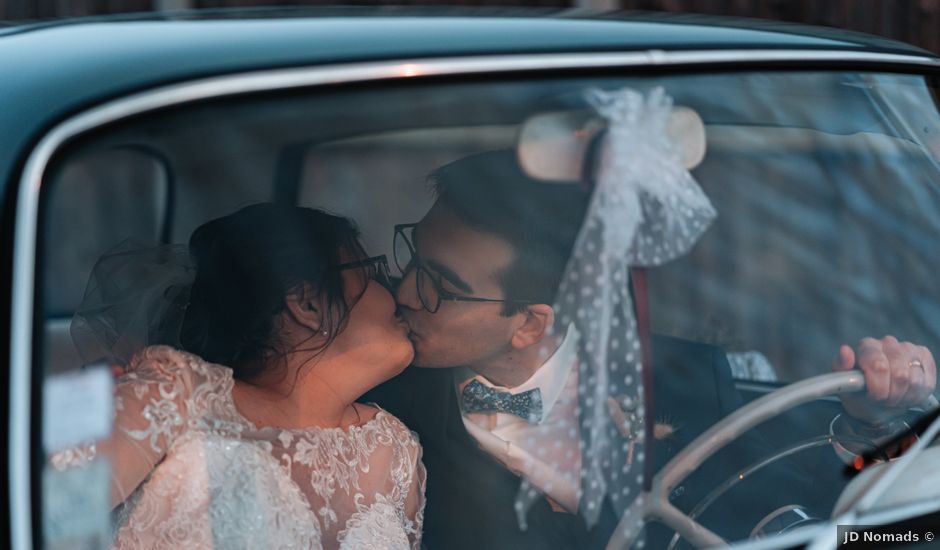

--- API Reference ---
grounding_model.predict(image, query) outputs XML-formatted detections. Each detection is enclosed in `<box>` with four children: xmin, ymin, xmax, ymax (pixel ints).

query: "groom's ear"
<box><xmin>510</xmin><ymin>304</ymin><xmax>555</xmax><ymax>350</ymax></box>
<box><xmin>284</xmin><ymin>283</ymin><xmax>323</xmax><ymax>332</ymax></box>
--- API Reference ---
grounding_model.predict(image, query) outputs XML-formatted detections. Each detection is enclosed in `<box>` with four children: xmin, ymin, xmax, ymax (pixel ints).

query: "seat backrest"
<box><xmin>298</xmin><ymin>126</ymin><xmax>516</xmax><ymax>261</ymax></box>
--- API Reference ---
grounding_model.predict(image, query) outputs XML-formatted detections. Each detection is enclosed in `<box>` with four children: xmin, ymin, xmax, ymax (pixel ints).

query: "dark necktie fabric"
<box><xmin>461</xmin><ymin>379</ymin><xmax>543</xmax><ymax>421</ymax></box>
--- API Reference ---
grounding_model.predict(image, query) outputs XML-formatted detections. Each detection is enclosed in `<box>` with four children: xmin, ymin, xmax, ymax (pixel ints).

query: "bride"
<box><xmin>51</xmin><ymin>203</ymin><xmax>425</xmax><ymax>549</ymax></box>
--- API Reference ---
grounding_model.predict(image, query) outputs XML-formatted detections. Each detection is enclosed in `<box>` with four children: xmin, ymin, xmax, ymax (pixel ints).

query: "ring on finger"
<box><xmin>909</xmin><ymin>358</ymin><xmax>925</xmax><ymax>371</ymax></box>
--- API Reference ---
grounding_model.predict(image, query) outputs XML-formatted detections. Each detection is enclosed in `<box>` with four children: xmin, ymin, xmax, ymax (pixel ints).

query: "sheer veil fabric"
<box><xmin>513</xmin><ymin>87</ymin><xmax>717</xmax><ymax>541</ymax></box>
<box><xmin>70</xmin><ymin>241</ymin><xmax>195</xmax><ymax>366</ymax></box>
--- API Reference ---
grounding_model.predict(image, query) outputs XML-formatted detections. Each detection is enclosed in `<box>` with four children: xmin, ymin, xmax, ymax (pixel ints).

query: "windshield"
<box><xmin>37</xmin><ymin>70</ymin><xmax>940</xmax><ymax>549</ymax></box>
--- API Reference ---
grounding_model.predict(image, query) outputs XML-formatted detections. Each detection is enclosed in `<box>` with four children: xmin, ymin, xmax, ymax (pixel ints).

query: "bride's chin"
<box><xmin>372</xmin><ymin>332</ymin><xmax>414</xmax><ymax>377</ymax></box>
<box><xmin>395</xmin><ymin>342</ymin><xmax>415</xmax><ymax>372</ymax></box>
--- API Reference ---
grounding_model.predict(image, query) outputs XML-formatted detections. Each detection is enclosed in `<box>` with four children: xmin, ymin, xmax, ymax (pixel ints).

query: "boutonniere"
<box><xmin>608</xmin><ymin>395</ymin><xmax>679</xmax><ymax>466</ymax></box>
<box><xmin>607</xmin><ymin>395</ymin><xmax>641</xmax><ymax>465</ymax></box>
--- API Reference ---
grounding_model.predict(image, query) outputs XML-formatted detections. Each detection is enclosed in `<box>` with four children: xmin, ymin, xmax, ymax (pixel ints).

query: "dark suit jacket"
<box><xmin>364</xmin><ymin>335</ymin><xmax>818</xmax><ymax>550</ymax></box>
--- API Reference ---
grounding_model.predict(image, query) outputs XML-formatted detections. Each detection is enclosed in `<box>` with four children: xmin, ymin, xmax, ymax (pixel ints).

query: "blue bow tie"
<box><xmin>461</xmin><ymin>379</ymin><xmax>543</xmax><ymax>421</ymax></box>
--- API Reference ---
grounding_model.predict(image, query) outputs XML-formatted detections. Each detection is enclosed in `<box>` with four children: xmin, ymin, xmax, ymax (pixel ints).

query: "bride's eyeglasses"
<box><xmin>334</xmin><ymin>255</ymin><xmax>394</xmax><ymax>292</ymax></box>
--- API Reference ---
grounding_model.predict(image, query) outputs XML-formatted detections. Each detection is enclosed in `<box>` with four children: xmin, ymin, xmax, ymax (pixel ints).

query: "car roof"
<box><xmin>1</xmin><ymin>7</ymin><xmax>932</xmax><ymax>54</ymax></box>
<box><xmin>1</xmin><ymin>9</ymin><xmax>937</xmax><ymax>202</ymax></box>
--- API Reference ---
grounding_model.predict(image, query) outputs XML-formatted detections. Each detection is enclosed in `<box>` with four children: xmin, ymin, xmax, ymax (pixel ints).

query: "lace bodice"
<box><xmin>51</xmin><ymin>346</ymin><xmax>426</xmax><ymax>550</ymax></box>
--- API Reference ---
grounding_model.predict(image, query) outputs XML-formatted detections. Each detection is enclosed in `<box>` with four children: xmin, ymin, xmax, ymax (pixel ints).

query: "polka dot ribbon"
<box><xmin>513</xmin><ymin>86</ymin><xmax>717</xmax><ymax>539</ymax></box>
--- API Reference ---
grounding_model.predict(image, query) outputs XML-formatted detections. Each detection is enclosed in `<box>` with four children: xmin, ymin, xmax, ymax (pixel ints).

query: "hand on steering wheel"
<box><xmin>834</xmin><ymin>336</ymin><xmax>937</xmax><ymax>425</ymax></box>
<box><xmin>608</xmin><ymin>369</ymin><xmax>939</xmax><ymax>550</ymax></box>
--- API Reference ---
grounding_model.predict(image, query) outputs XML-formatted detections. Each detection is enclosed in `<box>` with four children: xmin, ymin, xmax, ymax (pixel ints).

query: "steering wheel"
<box><xmin>606</xmin><ymin>370</ymin><xmax>939</xmax><ymax>549</ymax></box>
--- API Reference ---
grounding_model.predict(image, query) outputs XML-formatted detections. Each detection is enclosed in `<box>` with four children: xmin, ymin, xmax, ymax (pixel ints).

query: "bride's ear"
<box><xmin>284</xmin><ymin>283</ymin><xmax>323</xmax><ymax>332</ymax></box>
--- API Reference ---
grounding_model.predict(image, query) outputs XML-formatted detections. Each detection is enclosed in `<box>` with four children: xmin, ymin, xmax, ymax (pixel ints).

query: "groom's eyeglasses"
<box><xmin>334</xmin><ymin>255</ymin><xmax>393</xmax><ymax>292</ymax></box>
<box><xmin>393</xmin><ymin>223</ymin><xmax>532</xmax><ymax>314</ymax></box>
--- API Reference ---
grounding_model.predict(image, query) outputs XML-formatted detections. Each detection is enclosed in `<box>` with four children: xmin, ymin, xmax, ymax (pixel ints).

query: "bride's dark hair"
<box><xmin>179</xmin><ymin>203</ymin><xmax>365</xmax><ymax>380</ymax></box>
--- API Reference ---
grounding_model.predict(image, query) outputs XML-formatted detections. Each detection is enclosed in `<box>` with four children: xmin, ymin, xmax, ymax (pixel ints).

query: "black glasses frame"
<box><xmin>393</xmin><ymin>223</ymin><xmax>532</xmax><ymax>313</ymax></box>
<box><xmin>334</xmin><ymin>255</ymin><xmax>393</xmax><ymax>291</ymax></box>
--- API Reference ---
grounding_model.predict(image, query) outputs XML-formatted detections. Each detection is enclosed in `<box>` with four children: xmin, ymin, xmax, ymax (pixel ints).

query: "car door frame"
<box><xmin>9</xmin><ymin>49</ymin><xmax>940</xmax><ymax>550</ymax></box>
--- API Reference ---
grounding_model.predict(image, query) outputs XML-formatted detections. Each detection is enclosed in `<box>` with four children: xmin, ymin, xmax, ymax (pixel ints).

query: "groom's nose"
<box><xmin>395</xmin><ymin>267</ymin><xmax>422</xmax><ymax>311</ymax></box>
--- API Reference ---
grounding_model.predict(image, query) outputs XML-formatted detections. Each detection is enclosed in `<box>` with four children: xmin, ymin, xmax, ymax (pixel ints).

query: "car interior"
<box><xmin>34</xmin><ymin>71</ymin><xmax>940</xmax><ymax>545</ymax></box>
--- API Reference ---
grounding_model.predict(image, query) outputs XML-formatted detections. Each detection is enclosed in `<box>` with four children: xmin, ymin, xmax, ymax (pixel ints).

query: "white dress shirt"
<box><xmin>457</xmin><ymin>324</ymin><xmax>582</xmax><ymax>513</ymax></box>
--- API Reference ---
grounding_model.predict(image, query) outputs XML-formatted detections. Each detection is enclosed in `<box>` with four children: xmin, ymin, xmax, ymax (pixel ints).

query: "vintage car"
<box><xmin>3</xmin><ymin>7</ymin><xmax>940</xmax><ymax>550</ymax></box>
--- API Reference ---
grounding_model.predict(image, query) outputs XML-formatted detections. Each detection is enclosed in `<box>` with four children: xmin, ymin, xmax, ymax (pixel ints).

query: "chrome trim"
<box><xmin>642</xmin><ymin>49</ymin><xmax>939</xmax><ymax>68</ymax></box>
<box><xmin>10</xmin><ymin>48</ymin><xmax>940</xmax><ymax>550</ymax></box>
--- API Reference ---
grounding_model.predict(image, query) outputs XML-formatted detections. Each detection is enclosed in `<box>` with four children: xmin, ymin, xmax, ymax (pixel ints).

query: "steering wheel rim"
<box><xmin>607</xmin><ymin>370</ymin><xmax>921</xmax><ymax>549</ymax></box>
<box><xmin>664</xmin><ymin>432</ymin><xmax>889</xmax><ymax>550</ymax></box>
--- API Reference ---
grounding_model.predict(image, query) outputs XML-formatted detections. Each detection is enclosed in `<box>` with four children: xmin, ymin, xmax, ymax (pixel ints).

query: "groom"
<box><xmin>366</xmin><ymin>150</ymin><xmax>936</xmax><ymax>549</ymax></box>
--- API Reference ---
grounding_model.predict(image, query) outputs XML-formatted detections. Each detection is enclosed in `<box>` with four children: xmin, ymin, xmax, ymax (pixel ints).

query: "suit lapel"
<box><xmin>442</xmin><ymin>370</ymin><xmax>520</xmax><ymax>488</ymax></box>
<box><xmin>413</xmin><ymin>367</ymin><xmax>602</xmax><ymax>549</ymax></box>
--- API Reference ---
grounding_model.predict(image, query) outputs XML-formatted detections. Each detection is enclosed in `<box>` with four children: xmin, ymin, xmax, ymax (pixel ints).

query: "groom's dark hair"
<box><xmin>429</xmin><ymin>150</ymin><xmax>590</xmax><ymax>315</ymax></box>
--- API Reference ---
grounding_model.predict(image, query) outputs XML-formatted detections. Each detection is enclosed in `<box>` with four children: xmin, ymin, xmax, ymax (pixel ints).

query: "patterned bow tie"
<box><xmin>461</xmin><ymin>379</ymin><xmax>543</xmax><ymax>421</ymax></box>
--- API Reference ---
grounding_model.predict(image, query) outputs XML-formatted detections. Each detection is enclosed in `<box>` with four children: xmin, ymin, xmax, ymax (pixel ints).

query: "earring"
<box><xmin>322</xmin><ymin>330</ymin><xmax>328</xmax><ymax>336</ymax></box>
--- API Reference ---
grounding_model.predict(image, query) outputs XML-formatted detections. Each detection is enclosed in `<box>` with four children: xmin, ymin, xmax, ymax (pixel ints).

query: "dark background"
<box><xmin>1</xmin><ymin>1</ymin><xmax>938</xmax><ymax>55</ymax></box>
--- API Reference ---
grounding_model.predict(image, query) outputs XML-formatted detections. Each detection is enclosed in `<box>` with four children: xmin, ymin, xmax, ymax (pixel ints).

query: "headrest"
<box><xmin>517</xmin><ymin>106</ymin><xmax>706</xmax><ymax>182</ymax></box>
<box><xmin>43</xmin><ymin>149</ymin><xmax>169</xmax><ymax>318</ymax></box>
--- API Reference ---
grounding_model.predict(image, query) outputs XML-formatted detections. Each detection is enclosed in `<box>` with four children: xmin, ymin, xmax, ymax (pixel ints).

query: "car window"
<box><xmin>35</xmin><ymin>71</ymin><xmax>940</xmax><ymax>549</ymax></box>
<box><xmin>42</xmin><ymin>148</ymin><xmax>170</xmax><ymax>376</ymax></box>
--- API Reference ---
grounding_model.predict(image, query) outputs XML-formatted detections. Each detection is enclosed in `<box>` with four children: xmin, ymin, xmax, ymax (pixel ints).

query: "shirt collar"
<box><xmin>458</xmin><ymin>323</ymin><xmax>579</xmax><ymax>423</ymax></box>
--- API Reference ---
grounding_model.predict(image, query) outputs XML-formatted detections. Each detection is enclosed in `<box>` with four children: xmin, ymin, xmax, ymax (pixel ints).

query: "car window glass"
<box><xmin>33</xmin><ymin>72</ymin><xmax>940</xmax><ymax>549</ymax></box>
<box><xmin>42</xmin><ymin>148</ymin><xmax>169</xmax><ymax>376</ymax></box>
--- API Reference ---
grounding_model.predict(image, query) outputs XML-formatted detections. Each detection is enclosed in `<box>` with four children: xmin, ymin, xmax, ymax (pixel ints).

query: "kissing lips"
<box><xmin>394</xmin><ymin>310</ymin><xmax>415</xmax><ymax>337</ymax></box>
<box><xmin>393</xmin><ymin>313</ymin><xmax>410</xmax><ymax>334</ymax></box>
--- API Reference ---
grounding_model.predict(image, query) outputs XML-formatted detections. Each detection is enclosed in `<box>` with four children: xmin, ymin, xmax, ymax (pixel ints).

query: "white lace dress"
<box><xmin>50</xmin><ymin>346</ymin><xmax>426</xmax><ymax>550</ymax></box>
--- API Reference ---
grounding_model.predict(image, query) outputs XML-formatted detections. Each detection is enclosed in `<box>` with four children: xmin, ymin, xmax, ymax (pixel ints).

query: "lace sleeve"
<box><xmin>403</xmin><ymin>438</ymin><xmax>426</xmax><ymax>550</ymax></box>
<box><xmin>50</xmin><ymin>346</ymin><xmax>202</xmax><ymax>508</ymax></box>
